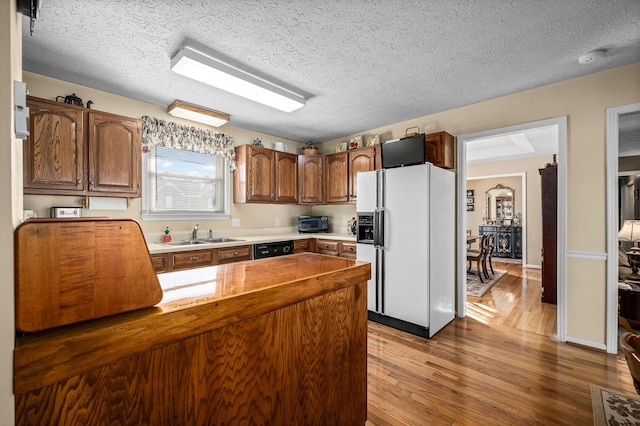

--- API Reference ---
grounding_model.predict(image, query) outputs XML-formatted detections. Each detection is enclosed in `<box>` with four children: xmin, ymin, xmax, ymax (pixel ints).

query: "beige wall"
<box><xmin>22</xmin><ymin>72</ymin><xmax>314</xmax><ymax>241</ymax></box>
<box><xmin>1</xmin><ymin>0</ymin><xmax>20</xmax><ymax>422</ymax></box>
<box><xmin>320</xmin><ymin>62</ymin><xmax>640</xmax><ymax>345</ymax></box>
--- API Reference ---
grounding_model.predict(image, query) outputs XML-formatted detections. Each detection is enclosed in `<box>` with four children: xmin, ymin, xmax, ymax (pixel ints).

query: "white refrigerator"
<box><xmin>356</xmin><ymin>163</ymin><xmax>455</xmax><ymax>338</ymax></box>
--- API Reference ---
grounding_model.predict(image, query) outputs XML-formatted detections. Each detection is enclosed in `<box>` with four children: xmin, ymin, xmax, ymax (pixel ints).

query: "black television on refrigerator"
<box><xmin>380</xmin><ymin>134</ymin><xmax>426</xmax><ymax>169</ymax></box>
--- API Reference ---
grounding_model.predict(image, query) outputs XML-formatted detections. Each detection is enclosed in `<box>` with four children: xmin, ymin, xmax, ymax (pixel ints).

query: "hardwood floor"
<box><xmin>366</xmin><ymin>261</ymin><xmax>633</xmax><ymax>425</ymax></box>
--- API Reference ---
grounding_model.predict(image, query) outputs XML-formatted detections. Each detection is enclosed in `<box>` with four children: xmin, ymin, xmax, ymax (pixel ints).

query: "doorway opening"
<box><xmin>456</xmin><ymin>116</ymin><xmax>567</xmax><ymax>342</ymax></box>
<box><xmin>606</xmin><ymin>103</ymin><xmax>640</xmax><ymax>354</ymax></box>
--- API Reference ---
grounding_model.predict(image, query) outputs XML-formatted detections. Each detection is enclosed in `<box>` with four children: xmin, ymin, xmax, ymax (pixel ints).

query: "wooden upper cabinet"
<box><xmin>88</xmin><ymin>111</ymin><xmax>141</xmax><ymax>196</ymax></box>
<box><xmin>324</xmin><ymin>152</ymin><xmax>349</xmax><ymax>204</ymax></box>
<box><xmin>247</xmin><ymin>146</ymin><xmax>276</xmax><ymax>202</ymax></box>
<box><xmin>348</xmin><ymin>146</ymin><xmax>376</xmax><ymax>202</ymax></box>
<box><xmin>325</xmin><ymin>146</ymin><xmax>378</xmax><ymax>204</ymax></box>
<box><xmin>234</xmin><ymin>144</ymin><xmax>297</xmax><ymax>204</ymax></box>
<box><xmin>298</xmin><ymin>155</ymin><xmax>324</xmax><ymax>204</ymax></box>
<box><xmin>24</xmin><ymin>98</ymin><xmax>84</xmax><ymax>192</ymax></box>
<box><xmin>23</xmin><ymin>96</ymin><xmax>142</xmax><ymax>198</ymax></box>
<box><xmin>425</xmin><ymin>131</ymin><xmax>455</xmax><ymax>169</ymax></box>
<box><xmin>275</xmin><ymin>151</ymin><xmax>298</xmax><ymax>203</ymax></box>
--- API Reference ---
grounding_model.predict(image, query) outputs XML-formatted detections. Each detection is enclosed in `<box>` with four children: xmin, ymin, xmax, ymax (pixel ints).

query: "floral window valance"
<box><xmin>141</xmin><ymin>115</ymin><xmax>236</xmax><ymax>170</ymax></box>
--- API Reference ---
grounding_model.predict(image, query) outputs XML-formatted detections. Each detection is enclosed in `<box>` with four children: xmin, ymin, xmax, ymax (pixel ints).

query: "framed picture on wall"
<box><xmin>466</xmin><ymin>197</ymin><xmax>474</xmax><ymax>204</ymax></box>
<box><xmin>466</xmin><ymin>204</ymin><xmax>474</xmax><ymax>211</ymax></box>
<box><xmin>466</xmin><ymin>189</ymin><xmax>474</xmax><ymax>197</ymax></box>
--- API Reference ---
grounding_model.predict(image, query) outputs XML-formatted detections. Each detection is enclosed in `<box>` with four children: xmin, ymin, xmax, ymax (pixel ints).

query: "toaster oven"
<box><xmin>298</xmin><ymin>215</ymin><xmax>329</xmax><ymax>233</ymax></box>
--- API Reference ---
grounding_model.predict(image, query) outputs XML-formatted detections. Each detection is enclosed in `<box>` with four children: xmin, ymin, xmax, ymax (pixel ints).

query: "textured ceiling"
<box><xmin>21</xmin><ymin>0</ymin><xmax>640</xmax><ymax>143</ymax></box>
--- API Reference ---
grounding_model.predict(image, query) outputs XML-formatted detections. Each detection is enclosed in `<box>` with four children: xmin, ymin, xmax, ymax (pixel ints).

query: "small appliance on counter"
<box><xmin>50</xmin><ymin>207</ymin><xmax>82</xmax><ymax>218</ymax></box>
<box><xmin>298</xmin><ymin>215</ymin><xmax>329</xmax><ymax>233</ymax></box>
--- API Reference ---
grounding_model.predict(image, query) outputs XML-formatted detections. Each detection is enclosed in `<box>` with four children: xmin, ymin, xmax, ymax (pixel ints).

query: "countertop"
<box><xmin>147</xmin><ymin>232</ymin><xmax>356</xmax><ymax>254</ymax></box>
<box><xmin>14</xmin><ymin>253</ymin><xmax>370</xmax><ymax>395</ymax></box>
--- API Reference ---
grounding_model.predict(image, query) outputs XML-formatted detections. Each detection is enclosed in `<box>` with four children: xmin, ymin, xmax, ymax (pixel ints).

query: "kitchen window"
<box><xmin>142</xmin><ymin>146</ymin><xmax>230</xmax><ymax>220</ymax></box>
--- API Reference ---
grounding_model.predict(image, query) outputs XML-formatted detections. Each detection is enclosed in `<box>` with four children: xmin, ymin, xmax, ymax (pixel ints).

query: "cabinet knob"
<box><xmin>233</xmin><ymin>251</ymin><xmax>239</xmax><ymax>256</ymax></box>
<box><xmin>190</xmin><ymin>256</ymin><xmax>199</xmax><ymax>261</ymax></box>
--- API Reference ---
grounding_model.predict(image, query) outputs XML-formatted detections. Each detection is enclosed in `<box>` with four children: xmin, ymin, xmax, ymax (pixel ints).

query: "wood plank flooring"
<box><xmin>366</xmin><ymin>261</ymin><xmax>632</xmax><ymax>425</ymax></box>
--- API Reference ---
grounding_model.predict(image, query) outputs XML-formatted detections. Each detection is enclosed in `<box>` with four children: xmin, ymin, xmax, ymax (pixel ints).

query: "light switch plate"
<box><xmin>232</xmin><ymin>218</ymin><xmax>240</xmax><ymax>227</ymax></box>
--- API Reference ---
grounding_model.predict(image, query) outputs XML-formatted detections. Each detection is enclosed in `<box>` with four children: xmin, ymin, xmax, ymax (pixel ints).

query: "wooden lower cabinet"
<box><xmin>154</xmin><ymin>245</ymin><xmax>252</xmax><ymax>273</ymax></box>
<box><xmin>317</xmin><ymin>239</ymin><xmax>356</xmax><ymax>258</ymax></box>
<box><xmin>216</xmin><ymin>245</ymin><xmax>252</xmax><ymax>264</ymax></box>
<box><xmin>150</xmin><ymin>253</ymin><xmax>169</xmax><ymax>273</ymax></box>
<box><xmin>153</xmin><ymin>240</ymin><xmax>354</xmax><ymax>272</ymax></box>
<box><xmin>341</xmin><ymin>241</ymin><xmax>357</xmax><ymax>259</ymax></box>
<box><xmin>172</xmin><ymin>249</ymin><xmax>214</xmax><ymax>271</ymax></box>
<box><xmin>317</xmin><ymin>239</ymin><xmax>341</xmax><ymax>256</ymax></box>
<box><xmin>294</xmin><ymin>238</ymin><xmax>316</xmax><ymax>253</ymax></box>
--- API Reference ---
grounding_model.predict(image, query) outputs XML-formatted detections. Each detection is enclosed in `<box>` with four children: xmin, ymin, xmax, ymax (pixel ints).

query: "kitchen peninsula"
<box><xmin>14</xmin><ymin>253</ymin><xmax>370</xmax><ymax>424</ymax></box>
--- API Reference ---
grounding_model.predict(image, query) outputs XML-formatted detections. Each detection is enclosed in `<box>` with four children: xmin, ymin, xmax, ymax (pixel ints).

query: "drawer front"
<box><xmin>217</xmin><ymin>246</ymin><xmax>252</xmax><ymax>264</ymax></box>
<box><xmin>341</xmin><ymin>242</ymin><xmax>357</xmax><ymax>258</ymax></box>
<box><xmin>294</xmin><ymin>239</ymin><xmax>314</xmax><ymax>253</ymax></box>
<box><xmin>318</xmin><ymin>249</ymin><xmax>340</xmax><ymax>257</ymax></box>
<box><xmin>317</xmin><ymin>240</ymin><xmax>340</xmax><ymax>251</ymax></box>
<box><xmin>172</xmin><ymin>249</ymin><xmax>214</xmax><ymax>270</ymax></box>
<box><xmin>150</xmin><ymin>253</ymin><xmax>169</xmax><ymax>273</ymax></box>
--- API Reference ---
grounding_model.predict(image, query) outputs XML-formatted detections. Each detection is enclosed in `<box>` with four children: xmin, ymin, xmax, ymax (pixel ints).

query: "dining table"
<box><xmin>467</xmin><ymin>234</ymin><xmax>482</xmax><ymax>244</ymax></box>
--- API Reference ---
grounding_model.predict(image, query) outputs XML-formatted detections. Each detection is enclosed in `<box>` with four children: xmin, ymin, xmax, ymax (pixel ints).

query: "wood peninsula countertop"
<box><xmin>15</xmin><ymin>253</ymin><xmax>371</xmax><ymax>425</ymax></box>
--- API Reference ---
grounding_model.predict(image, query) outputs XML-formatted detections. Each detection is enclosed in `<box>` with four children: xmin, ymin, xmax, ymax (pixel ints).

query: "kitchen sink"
<box><xmin>163</xmin><ymin>240</ymin><xmax>207</xmax><ymax>246</ymax></box>
<box><xmin>196</xmin><ymin>237</ymin><xmax>245</xmax><ymax>243</ymax></box>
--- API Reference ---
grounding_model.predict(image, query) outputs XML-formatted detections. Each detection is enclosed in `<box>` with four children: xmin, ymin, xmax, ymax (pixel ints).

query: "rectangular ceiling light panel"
<box><xmin>171</xmin><ymin>46</ymin><xmax>305</xmax><ymax>113</ymax></box>
<box><xmin>167</xmin><ymin>100</ymin><xmax>230</xmax><ymax>127</ymax></box>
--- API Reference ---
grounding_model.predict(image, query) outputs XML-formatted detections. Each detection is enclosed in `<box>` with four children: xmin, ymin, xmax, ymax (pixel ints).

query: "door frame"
<box><xmin>456</xmin><ymin>116</ymin><xmax>567</xmax><ymax>343</ymax></box>
<box><xmin>606</xmin><ymin>103</ymin><xmax>640</xmax><ymax>354</ymax></box>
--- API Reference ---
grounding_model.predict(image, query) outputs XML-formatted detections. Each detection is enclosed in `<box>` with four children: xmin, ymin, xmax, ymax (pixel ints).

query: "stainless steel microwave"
<box><xmin>298</xmin><ymin>215</ymin><xmax>329</xmax><ymax>233</ymax></box>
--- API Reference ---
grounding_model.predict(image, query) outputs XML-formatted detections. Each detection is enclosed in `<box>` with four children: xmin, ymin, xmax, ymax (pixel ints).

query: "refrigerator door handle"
<box><xmin>379</xmin><ymin>248</ymin><xmax>385</xmax><ymax>314</ymax></box>
<box><xmin>374</xmin><ymin>208</ymin><xmax>385</xmax><ymax>247</ymax></box>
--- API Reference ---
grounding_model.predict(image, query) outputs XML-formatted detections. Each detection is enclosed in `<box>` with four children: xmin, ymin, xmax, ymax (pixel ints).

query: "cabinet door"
<box><xmin>425</xmin><ymin>131</ymin><xmax>454</xmax><ymax>169</ymax></box>
<box><xmin>293</xmin><ymin>238</ymin><xmax>315</xmax><ymax>253</ymax></box>
<box><xmin>348</xmin><ymin>147</ymin><xmax>376</xmax><ymax>202</ymax></box>
<box><xmin>298</xmin><ymin>156</ymin><xmax>324</xmax><ymax>204</ymax></box>
<box><xmin>88</xmin><ymin>111</ymin><xmax>141</xmax><ymax>196</ymax></box>
<box><xmin>247</xmin><ymin>146</ymin><xmax>276</xmax><ymax>202</ymax></box>
<box><xmin>275</xmin><ymin>151</ymin><xmax>298</xmax><ymax>203</ymax></box>
<box><xmin>24</xmin><ymin>98</ymin><xmax>84</xmax><ymax>193</ymax></box>
<box><xmin>150</xmin><ymin>253</ymin><xmax>170</xmax><ymax>273</ymax></box>
<box><xmin>325</xmin><ymin>152</ymin><xmax>349</xmax><ymax>204</ymax></box>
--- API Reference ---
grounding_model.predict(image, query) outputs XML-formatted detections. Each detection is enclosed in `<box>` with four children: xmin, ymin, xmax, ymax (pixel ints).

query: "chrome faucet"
<box><xmin>192</xmin><ymin>223</ymin><xmax>199</xmax><ymax>240</ymax></box>
<box><xmin>208</xmin><ymin>229</ymin><xmax>213</xmax><ymax>239</ymax></box>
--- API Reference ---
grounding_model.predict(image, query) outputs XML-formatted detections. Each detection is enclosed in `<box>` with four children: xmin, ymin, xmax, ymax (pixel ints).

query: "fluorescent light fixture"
<box><xmin>167</xmin><ymin>100</ymin><xmax>230</xmax><ymax>127</ymax></box>
<box><xmin>171</xmin><ymin>46</ymin><xmax>305</xmax><ymax>113</ymax></box>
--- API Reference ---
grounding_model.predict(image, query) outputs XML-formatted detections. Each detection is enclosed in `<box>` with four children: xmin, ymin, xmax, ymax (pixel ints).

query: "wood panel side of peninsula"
<box><xmin>15</xmin><ymin>253</ymin><xmax>370</xmax><ymax>425</ymax></box>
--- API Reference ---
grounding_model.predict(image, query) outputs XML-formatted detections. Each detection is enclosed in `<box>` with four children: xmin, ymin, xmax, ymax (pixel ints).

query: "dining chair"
<box><xmin>467</xmin><ymin>234</ymin><xmax>488</xmax><ymax>283</ymax></box>
<box><xmin>484</xmin><ymin>232</ymin><xmax>496</xmax><ymax>277</ymax></box>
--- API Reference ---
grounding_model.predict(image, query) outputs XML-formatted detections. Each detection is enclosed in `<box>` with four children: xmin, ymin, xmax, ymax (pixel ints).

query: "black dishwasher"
<box><xmin>253</xmin><ymin>240</ymin><xmax>294</xmax><ymax>259</ymax></box>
